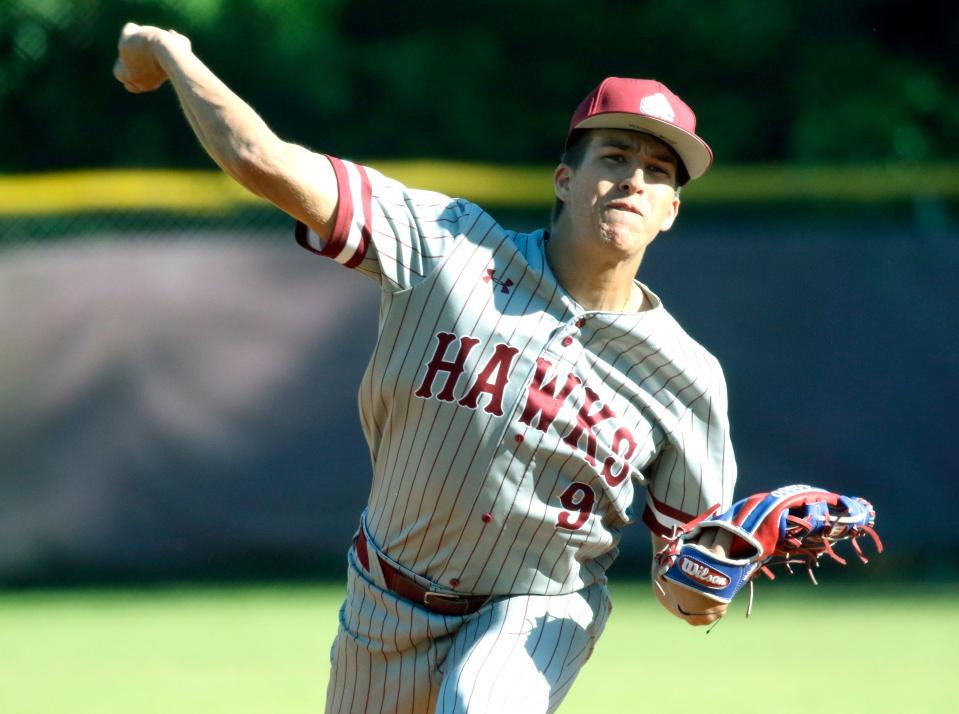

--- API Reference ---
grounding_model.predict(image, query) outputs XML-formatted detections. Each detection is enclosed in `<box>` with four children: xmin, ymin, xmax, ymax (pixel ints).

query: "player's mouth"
<box><xmin>606</xmin><ymin>200</ymin><xmax>643</xmax><ymax>217</ymax></box>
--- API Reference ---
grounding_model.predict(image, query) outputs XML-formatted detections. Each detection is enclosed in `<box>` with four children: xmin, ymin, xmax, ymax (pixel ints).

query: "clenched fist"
<box><xmin>113</xmin><ymin>23</ymin><xmax>191</xmax><ymax>93</ymax></box>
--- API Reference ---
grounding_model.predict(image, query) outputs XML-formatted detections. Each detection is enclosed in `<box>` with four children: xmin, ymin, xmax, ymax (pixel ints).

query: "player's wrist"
<box><xmin>150</xmin><ymin>28</ymin><xmax>193</xmax><ymax>73</ymax></box>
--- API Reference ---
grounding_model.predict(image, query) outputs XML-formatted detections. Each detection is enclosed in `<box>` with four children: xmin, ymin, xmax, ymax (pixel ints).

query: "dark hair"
<box><xmin>550</xmin><ymin>130</ymin><xmax>591</xmax><ymax>226</ymax></box>
<box><xmin>550</xmin><ymin>129</ymin><xmax>689</xmax><ymax>226</ymax></box>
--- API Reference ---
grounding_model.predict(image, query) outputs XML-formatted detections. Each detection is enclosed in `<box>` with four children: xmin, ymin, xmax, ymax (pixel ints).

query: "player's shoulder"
<box><xmin>507</xmin><ymin>225</ymin><xmax>548</xmax><ymax>254</ymax></box>
<box><xmin>648</xmin><ymin>290</ymin><xmax>728</xmax><ymax>377</ymax></box>
<box><xmin>354</xmin><ymin>159</ymin><xmax>543</xmax><ymax>255</ymax></box>
<box><xmin>368</xmin><ymin>165</ymin><xmax>472</xmax><ymax>216</ymax></box>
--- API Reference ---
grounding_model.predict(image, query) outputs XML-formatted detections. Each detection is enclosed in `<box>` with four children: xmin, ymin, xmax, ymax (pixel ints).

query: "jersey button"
<box><xmin>561</xmin><ymin>337</ymin><xmax>573</xmax><ymax>347</ymax></box>
<box><xmin>481</xmin><ymin>512</ymin><xmax>493</xmax><ymax>523</ymax></box>
<box><xmin>514</xmin><ymin>434</ymin><xmax>524</xmax><ymax>443</ymax></box>
<box><xmin>450</xmin><ymin>578</ymin><xmax>460</xmax><ymax>588</ymax></box>
<box><xmin>575</xmin><ymin>318</ymin><xmax>586</xmax><ymax>328</ymax></box>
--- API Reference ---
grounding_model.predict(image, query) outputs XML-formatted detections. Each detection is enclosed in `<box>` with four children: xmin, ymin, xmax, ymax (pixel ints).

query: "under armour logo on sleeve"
<box><xmin>483</xmin><ymin>268</ymin><xmax>514</xmax><ymax>294</ymax></box>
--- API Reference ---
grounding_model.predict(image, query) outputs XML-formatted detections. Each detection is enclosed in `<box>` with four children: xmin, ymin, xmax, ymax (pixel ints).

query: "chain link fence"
<box><xmin>1</xmin><ymin>173</ymin><xmax>956</xmax><ymax>584</ymax></box>
<box><xmin>0</xmin><ymin>198</ymin><xmax>389</xmax><ymax>584</ymax></box>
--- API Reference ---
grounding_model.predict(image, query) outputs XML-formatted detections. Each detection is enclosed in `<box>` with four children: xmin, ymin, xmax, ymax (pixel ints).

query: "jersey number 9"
<box><xmin>556</xmin><ymin>483</ymin><xmax>596</xmax><ymax>531</ymax></box>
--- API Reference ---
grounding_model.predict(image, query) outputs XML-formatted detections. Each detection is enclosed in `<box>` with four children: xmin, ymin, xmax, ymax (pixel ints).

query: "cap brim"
<box><xmin>573</xmin><ymin>112</ymin><xmax>713</xmax><ymax>181</ymax></box>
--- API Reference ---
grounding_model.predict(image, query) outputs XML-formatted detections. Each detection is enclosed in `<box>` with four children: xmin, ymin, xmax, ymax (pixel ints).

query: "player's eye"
<box><xmin>646</xmin><ymin>163</ymin><xmax>675</xmax><ymax>179</ymax></box>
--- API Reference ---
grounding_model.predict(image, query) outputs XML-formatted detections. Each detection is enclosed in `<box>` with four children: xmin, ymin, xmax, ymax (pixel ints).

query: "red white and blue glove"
<box><xmin>655</xmin><ymin>484</ymin><xmax>882</xmax><ymax>615</ymax></box>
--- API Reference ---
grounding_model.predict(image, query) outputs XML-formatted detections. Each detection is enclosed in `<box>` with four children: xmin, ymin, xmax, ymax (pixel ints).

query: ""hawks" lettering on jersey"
<box><xmin>414</xmin><ymin>332</ymin><xmax>638</xmax><ymax>486</ymax></box>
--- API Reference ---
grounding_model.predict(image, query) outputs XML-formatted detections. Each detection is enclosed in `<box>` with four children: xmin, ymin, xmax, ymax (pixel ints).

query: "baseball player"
<box><xmin>114</xmin><ymin>23</ymin><xmax>738</xmax><ymax>713</ymax></box>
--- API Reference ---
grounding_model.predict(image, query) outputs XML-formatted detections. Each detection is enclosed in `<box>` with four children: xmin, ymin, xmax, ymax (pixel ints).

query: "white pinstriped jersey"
<box><xmin>296</xmin><ymin>156</ymin><xmax>737</xmax><ymax>596</ymax></box>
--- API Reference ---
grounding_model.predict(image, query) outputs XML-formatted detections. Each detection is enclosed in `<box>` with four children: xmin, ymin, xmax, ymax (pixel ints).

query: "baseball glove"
<box><xmin>655</xmin><ymin>484</ymin><xmax>882</xmax><ymax>616</ymax></box>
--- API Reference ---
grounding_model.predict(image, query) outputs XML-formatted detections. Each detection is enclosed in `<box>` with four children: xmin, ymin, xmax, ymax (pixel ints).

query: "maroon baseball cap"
<box><xmin>567</xmin><ymin>77</ymin><xmax>713</xmax><ymax>182</ymax></box>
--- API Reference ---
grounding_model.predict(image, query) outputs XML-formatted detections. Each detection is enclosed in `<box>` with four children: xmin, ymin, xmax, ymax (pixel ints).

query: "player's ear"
<box><xmin>659</xmin><ymin>194</ymin><xmax>681</xmax><ymax>232</ymax></box>
<box><xmin>554</xmin><ymin>163</ymin><xmax>573</xmax><ymax>204</ymax></box>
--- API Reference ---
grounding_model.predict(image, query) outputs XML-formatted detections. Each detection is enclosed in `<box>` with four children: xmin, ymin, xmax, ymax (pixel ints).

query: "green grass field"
<box><xmin>0</xmin><ymin>581</ymin><xmax>952</xmax><ymax>714</ymax></box>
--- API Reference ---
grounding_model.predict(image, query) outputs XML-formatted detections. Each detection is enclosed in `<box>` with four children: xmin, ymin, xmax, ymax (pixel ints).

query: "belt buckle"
<box><xmin>423</xmin><ymin>591</ymin><xmax>469</xmax><ymax>614</ymax></box>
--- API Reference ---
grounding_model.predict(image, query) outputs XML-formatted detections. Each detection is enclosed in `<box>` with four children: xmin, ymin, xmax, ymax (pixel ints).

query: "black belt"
<box><xmin>355</xmin><ymin>528</ymin><xmax>489</xmax><ymax>616</ymax></box>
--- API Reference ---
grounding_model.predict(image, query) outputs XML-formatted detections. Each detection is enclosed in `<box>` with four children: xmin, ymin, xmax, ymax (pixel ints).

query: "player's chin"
<box><xmin>598</xmin><ymin>222</ymin><xmax>650</xmax><ymax>254</ymax></box>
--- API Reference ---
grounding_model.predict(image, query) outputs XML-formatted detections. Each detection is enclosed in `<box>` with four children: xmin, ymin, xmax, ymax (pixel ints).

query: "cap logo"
<box><xmin>639</xmin><ymin>93</ymin><xmax>675</xmax><ymax>123</ymax></box>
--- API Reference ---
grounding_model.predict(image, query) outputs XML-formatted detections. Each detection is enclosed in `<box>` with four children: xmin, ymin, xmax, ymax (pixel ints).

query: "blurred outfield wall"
<box><xmin>0</xmin><ymin>167</ymin><xmax>956</xmax><ymax>584</ymax></box>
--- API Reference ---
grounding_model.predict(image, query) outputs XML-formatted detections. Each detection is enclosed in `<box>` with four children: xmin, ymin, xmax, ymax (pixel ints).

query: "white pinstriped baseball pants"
<box><xmin>324</xmin><ymin>542</ymin><xmax>611</xmax><ymax>713</ymax></box>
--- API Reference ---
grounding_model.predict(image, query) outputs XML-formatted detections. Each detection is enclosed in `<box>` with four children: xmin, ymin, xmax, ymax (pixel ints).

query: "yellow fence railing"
<box><xmin>2</xmin><ymin>162</ymin><xmax>957</xmax><ymax>216</ymax></box>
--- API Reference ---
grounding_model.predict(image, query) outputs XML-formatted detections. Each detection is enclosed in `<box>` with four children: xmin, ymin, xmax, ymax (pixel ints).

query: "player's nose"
<box><xmin>618</xmin><ymin>167</ymin><xmax>647</xmax><ymax>194</ymax></box>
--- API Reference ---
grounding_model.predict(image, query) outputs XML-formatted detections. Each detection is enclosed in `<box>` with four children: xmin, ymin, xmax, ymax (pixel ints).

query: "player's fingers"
<box><xmin>119</xmin><ymin>22</ymin><xmax>142</xmax><ymax>44</ymax></box>
<box><xmin>696</xmin><ymin>529</ymin><xmax>716</xmax><ymax>548</ymax></box>
<box><xmin>118</xmin><ymin>22</ymin><xmax>138</xmax><ymax>55</ymax></box>
<box><xmin>713</xmin><ymin>530</ymin><xmax>733</xmax><ymax>555</ymax></box>
<box><xmin>113</xmin><ymin>58</ymin><xmax>129</xmax><ymax>84</ymax></box>
<box><xmin>113</xmin><ymin>61</ymin><xmax>142</xmax><ymax>92</ymax></box>
<box><xmin>114</xmin><ymin>63</ymin><xmax>144</xmax><ymax>93</ymax></box>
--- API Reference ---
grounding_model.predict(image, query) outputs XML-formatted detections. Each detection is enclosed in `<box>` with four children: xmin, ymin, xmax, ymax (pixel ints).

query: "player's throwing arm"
<box><xmin>113</xmin><ymin>23</ymin><xmax>338</xmax><ymax>240</ymax></box>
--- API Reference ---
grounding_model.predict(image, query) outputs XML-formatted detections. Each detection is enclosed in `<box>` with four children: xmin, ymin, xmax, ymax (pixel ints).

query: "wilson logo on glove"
<box><xmin>770</xmin><ymin>484</ymin><xmax>815</xmax><ymax>498</ymax></box>
<box><xmin>679</xmin><ymin>556</ymin><xmax>730</xmax><ymax>588</ymax></box>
